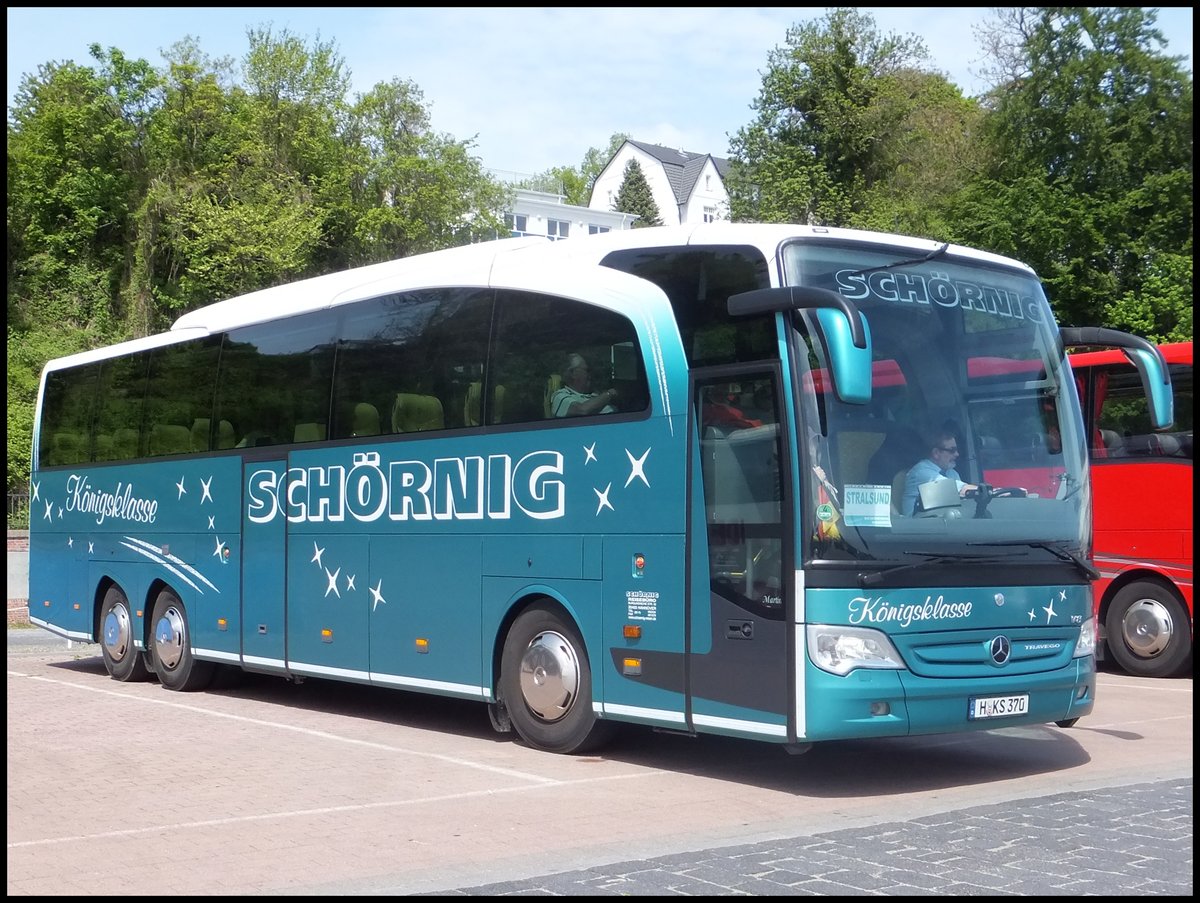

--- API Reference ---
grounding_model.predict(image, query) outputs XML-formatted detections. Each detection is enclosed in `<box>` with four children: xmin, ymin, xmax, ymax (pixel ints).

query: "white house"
<box><xmin>497</xmin><ymin>139</ymin><xmax>731</xmax><ymax>240</ymax></box>
<box><xmin>588</xmin><ymin>139</ymin><xmax>731</xmax><ymax>226</ymax></box>
<box><xmin>503</xmin><ymin>189</ymin><xmax>637</xmax><ymax>241</ymax></box>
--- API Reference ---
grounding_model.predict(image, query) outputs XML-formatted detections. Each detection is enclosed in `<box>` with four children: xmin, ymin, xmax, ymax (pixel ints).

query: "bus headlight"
<box><xmin>807</xmin><ymin>625</ymin><xmax>905</xmax><ymax>676</ymax></box>
<box><xmin>1073</xmin><ymin>616</ymin><xmax>1096</xmax><ymax>658</ymax></box>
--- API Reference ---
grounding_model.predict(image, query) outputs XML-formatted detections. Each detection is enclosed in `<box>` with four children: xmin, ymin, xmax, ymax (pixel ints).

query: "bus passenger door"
<box><xmin>241</xmin><ymin>457</ymin><xmax>287</xmax><ymax>668</ymax></box>
<box><xmin>688</xmin><ymin>371</ymin><xmax>792</xmax><ymax>740</ymax></box>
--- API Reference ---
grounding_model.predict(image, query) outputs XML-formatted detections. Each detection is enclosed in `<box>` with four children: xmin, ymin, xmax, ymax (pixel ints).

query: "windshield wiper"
<box><xmin>968</xmin><ymin>541</ymin><xmax>1100</xmax><ymax>581</ymax></box>
<box><xmin>859</xmin><ymin>549</ymin><xmax>1016</xmax><ymax>588</ymax></box>
<box><xmin>850</xmin><ymin>242</ymin><xmax>949</xmax><ymax>278</ymax></box>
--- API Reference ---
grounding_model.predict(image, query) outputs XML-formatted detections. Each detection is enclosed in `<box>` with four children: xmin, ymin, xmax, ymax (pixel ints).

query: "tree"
<box><xmin>612</xmin><ymin>158</ymin><xmax>662</xmax><ymax>227</ymax></box>
<box><xmin>956</xmin><ymin>8</ymin><xmax>1192</xmax><ymax>334</ymax></box>
<box><xmin>517</xmin><ymin>132</ymin><xmax>629</xmax><ymax>206</ymax></box>
<box><xmin>4</xmin><ymin>26</ymin><xmax>527</xmax><ymax>500</ymax></box>
<box><xmin>726</xmin><ymin>8</ymin><xmax>940</xmax><ymax>227</ymax></box>
<box><xmin>348</xmin><ymin>78</ymin><xmax>508</xmax><ymax>261</ymax></box>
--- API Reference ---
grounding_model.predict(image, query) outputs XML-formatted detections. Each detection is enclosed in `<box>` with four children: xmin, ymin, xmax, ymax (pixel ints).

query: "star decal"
<box><xmin>1027</xmin><ymin>608</ymin><xmax>1037</xmax><ymax>622</ymax></box>
<box><xmin>583</xmin><ymin>443</ymin><xmax>597</xmax><ymax>464</ymax></box>
<box><xmin>213</xmin><ymin>536</ymin><xmax>227</xmax><ymax>559</ymax></box>
<box><xmin>324</xmin><ymin>566</ymin><xmax>342</xmax><ymax>598</ymax></box>
<box><xmin>176</xmin><ymin>476</ymin><xmax>187</xmax><ymax>499</ymax></box>
<box><xmin>595</xmin><ymin>482</ymin><xmax>614</xmax><ymax>514</ymax></box>
<box><xmin>345</xmin><ymin>574</ymin><xmax>356</xmax><ymax>593</ymax></box>
<box><xmin>88</xmin><ymin>542</ymin><xmax>94</xmax><ymax>554</ymax></box>
<box><xmin>1042</xmin><ymin>598</ymin><xmax>1058</xmax><ymax>623</ymax></box>
<box><xmin>67</xmin><ymin>536</ymin><xmax>74</xmax><ymax>549</ymax></box>
<box><xmin>369</xmin><ymin>580</ymin><xmax>387</xmax><ymax>612</ymax></box>
<box><xmin>208</xmin><ymin>516</ymin><xmax>216</xmax><ymax>530</ymax></box>
<box><xmin>625</xmin><ymin>448</ymin><xmax>650</xmax><ymax>488</ymax></box>
<box><xmin>200</xmin><ymin>476</ymin><xmax>214</xmax><ymax>504</ymax></box>
<box><xmin>311</xmin><ymin>541</ymin><xmax>325</xmax><ymax>568</ymax></box>
<box><xmin>44</xmin><ymin>499</ymin><xmax>53</xmax><ymax>522</ymax></box>
<box><xmin>31</xmin><ymin>482</ymin><xmax>40</xmax><ymax>503</ymax></box>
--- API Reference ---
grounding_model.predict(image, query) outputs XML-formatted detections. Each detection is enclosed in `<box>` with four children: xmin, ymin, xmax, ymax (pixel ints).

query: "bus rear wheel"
<box><xmin>1105</xmin><ymin>581</ymin><xmax>1192</xmax><ymax>678</ymax></box>
<box><xmin>99</xmin><ymin>586</ymin><xmax>150</xmax><ymax>682</ymax></box>
<box><xmin>499</xmin><ymin>603</ymin><xmax>613</xmax><ymax>754</ymax></box>
<box><xmin>150</xmin><ymin>589</ymin><xmax>215</xmax><ymax>692</ymax></box>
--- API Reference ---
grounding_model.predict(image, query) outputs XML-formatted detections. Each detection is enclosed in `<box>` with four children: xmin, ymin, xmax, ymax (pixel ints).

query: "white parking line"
<box><xmin>9</xmin><ymin>669</ymin><xmax>600</xmax><ymax>783</ymax></box>
<box><xmin>7</xmin><ymin>771</ymin><xmax>654</xmax><ymax>850</ymax></box>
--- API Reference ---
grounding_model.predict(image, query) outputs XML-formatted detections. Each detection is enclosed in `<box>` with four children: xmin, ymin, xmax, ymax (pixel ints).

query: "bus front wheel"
<box><xmin>99</xmin><ymin>586</ymin><xmax>150</xmax><ymax>682</ymax></box>
<box><xmin>150</xmin><ymin>589</ymin><xmax>215</xmax><ymax>692</ymax></box>
<box><xmin>1105</xmin><ymin>581</ymin><xmax>1192</xmax><ymax>678</ymax></box>
<box><xmin>499</xmin><ymin>604</ymin><xmax>614</xmax><ymax>754</ymax></box>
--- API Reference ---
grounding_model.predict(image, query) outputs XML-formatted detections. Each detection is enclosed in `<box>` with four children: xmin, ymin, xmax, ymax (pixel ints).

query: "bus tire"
<box><xmin>1105</xmin><ymin>581</ymin><xmax>1192</xmax><ymax>678</ymax></box>
<box><xmin>499</xmin><ymin>603</ymin><xmax>614</xmax><ymax>754</ymax></box>
<box><xmin>150</xmin><ymin>589</ymin><xmax>215</xmax><ymax>692</ymax></box>
<box><xmin>99</xmin><ymin>586</ymin><xmax>151</xmax><ymax>682</ymax></box>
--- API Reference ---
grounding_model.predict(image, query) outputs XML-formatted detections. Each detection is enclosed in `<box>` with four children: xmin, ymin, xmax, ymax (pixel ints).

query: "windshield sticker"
<box><xmin>842</xmin><ymin>483</ymin><xmax>892</xmax><ymax>527</ymax></box>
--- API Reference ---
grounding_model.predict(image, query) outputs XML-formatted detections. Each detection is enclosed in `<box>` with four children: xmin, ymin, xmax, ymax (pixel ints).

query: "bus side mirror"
<box><xmin>814</xmin><ymin>308</ymin><xmax>873</xmax><ymax>405</ymax></box>
<box><xmin>728</xmin><ymin>286</ymin><xmax>873</xmax><ymax>405</ymax></box>
<box><xmin>1061</xmin><ymin>327</ymin><xmax>1174</xmax><ymax>429</ymax></box>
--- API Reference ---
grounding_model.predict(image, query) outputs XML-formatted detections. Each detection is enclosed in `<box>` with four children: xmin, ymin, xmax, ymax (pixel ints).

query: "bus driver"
<box><xmin>902</xmin><ymin>428</ymin><xmax>978</xmax><ymax>515</ymax></box>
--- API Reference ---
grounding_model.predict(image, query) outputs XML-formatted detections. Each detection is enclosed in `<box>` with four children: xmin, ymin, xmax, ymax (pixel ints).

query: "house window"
<box><xmin>505</xmin><ymin>213</ymin><xmax>528</xmax><ymax>237</ymax></box>
<box><xmin>588</xmin><ymin>224</ymin><xmax>610</xmax><ymax>235</ymax></box>
<box><xmin>547</xmin><ymin>219</ymin><xmax>570</xmax><ymax>241</ymax></box>
<box><xmin>703</xmin><ymin>207</ymin><xmax>717</xmax><ymax>223</ymax></box>
<box><xmin>705</xmin><ymin>174</ymin><xmax>712</xmax><ymax>191</ymax></box>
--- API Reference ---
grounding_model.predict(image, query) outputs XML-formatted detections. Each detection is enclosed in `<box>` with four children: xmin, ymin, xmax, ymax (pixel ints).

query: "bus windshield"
<box><xmin>783</xmin><ymin>240</ymin><xmax>1089</xmax><ymax>561</ymax></box>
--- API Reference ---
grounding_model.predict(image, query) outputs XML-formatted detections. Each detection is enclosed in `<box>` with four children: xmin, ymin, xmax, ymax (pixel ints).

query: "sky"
<box><xmin>7</xmin><ymin>7</ymin><xmax>1194</xmax><ymax>177</ymax></box>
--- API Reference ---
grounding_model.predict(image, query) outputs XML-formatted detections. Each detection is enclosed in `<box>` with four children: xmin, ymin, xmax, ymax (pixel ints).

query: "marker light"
<box><xmin>622</xmin><ymin>658</ymin><xmax>642</xmax><ymax>675</ymax></box>
<box><xmin>415</xmin><ymin>638</ymin><xmax>430</xmax><ymax>653</ymax></box>
<box><xmin>623</xmin><ymin>625</ymin><xmax>642</xmax><ymax>640</ymax></box>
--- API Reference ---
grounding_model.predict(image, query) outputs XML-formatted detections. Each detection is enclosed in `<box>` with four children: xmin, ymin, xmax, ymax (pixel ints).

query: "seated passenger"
<box><xmin>551</xmin><ymin>352</ymin><xmax>617</xmax><ymax>417</ymax></box>
<box><xmin>901</xmin><ymin>429</ymin><xmax>978</xmax><ymax>515</ymax></box>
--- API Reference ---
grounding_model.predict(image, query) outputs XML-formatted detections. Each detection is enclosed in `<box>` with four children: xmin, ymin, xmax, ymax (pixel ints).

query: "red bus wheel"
<box><xmin>1105</xmin><ymin>581</ymin><xmax>1192</xmax><ymax>678</ymax></box>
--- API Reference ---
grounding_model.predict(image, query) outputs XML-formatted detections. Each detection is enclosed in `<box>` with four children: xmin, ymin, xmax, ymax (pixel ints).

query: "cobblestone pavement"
<box><xmin>436</xmin><ymin>779</ymin><xmax>1192</xmax><ymax>896</ymax></box>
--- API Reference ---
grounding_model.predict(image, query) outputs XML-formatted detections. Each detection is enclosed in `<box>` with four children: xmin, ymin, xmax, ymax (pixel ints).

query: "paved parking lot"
<box><xmin>7</xmin><ymin>630</ymin><xmax>1193</xmax><ymax>896</ymax></box>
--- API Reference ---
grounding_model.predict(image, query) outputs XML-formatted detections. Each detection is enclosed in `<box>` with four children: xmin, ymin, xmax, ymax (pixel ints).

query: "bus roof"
<box><xmin>531</xmin><ymin>222</ymin><xmax>1036</xmax><ymax>275</ymax></box>
<box><xmin>41</xmin><ymin>235</ymin><xmax>678</xmax><ymax>373</ymax></box>
<box><xmin>170</xmin><ymin>236</ymin><xmax>551</xmax><ymax>334</ymax></box>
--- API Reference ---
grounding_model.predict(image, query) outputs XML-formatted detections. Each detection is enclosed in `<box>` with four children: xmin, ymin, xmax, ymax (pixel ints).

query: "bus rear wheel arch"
<box><xmin>1105</xmin><ymin>580</ymin><xmax>1192</xmax><ymax>678</ymax></box>
<box><xmin>498</xmin><ymin>601</ymin><xmax>614</xmax><ymax>754</ymax></box>
<box><xmin>98</xmin><ymin>585</ymin><xmax>151</xmax><ymax>682</ymax></box>
<box><xmin>149</xmin><ymin>588</ymin><xmax>215</xmax><ymax>692</ymax></box>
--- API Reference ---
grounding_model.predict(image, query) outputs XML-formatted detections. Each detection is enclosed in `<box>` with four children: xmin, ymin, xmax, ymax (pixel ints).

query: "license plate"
<box><xmin>968</xmin><ymin>694</ymin><xmax>1029</xmax><ymax>720</ymax></box>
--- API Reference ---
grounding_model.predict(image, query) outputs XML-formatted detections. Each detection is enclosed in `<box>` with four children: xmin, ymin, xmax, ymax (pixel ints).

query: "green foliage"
<box><xmin>953</xmin><ymin>8</ymin><xmax>1192</xmax><ymax>332</ymax></box>
<box><xmin>612</xmin><ymin>158</ymin><xmax>663</xmax><ymax>227</ymax></box>
<box><xmin>6</xmin><ymin>26</ymin><xmax>512</xmax><ymax>495</ymax></box>
<box><xmin>728</xmin><ymin>6</ymin><xmax>1190</xmax><ymax>348</ymax></box>
<box><xmin>727</xmin><ymin>8</ymin><xmax>937</xmax><ymax>225</ymax></box>
<box><xmin>515</xmin><ymin>133</ymin><xmax>629</xmax><ymax>205</ymax></box>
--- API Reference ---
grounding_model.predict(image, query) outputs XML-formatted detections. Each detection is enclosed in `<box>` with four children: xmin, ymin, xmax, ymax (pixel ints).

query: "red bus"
<box><xmin>1070</xmin><ymin>341</ymin><xmax>1193</xmax><ymax>677</ymax></box>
